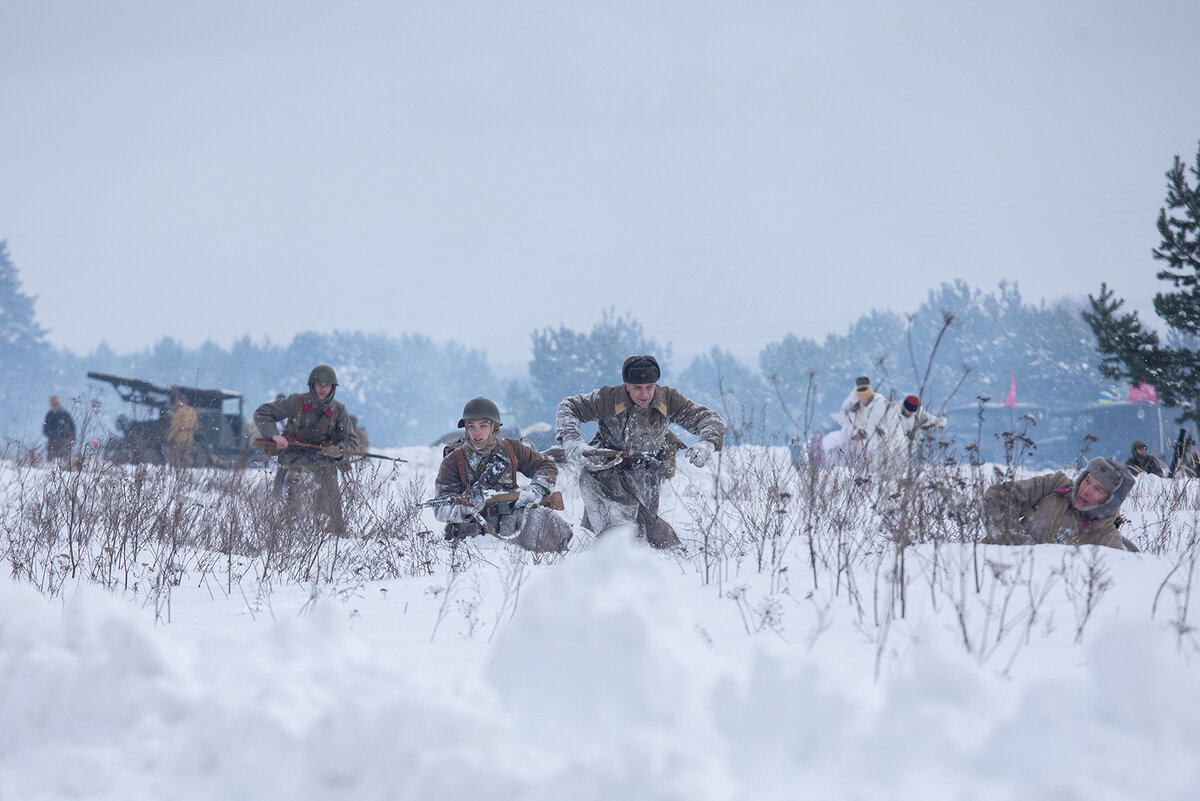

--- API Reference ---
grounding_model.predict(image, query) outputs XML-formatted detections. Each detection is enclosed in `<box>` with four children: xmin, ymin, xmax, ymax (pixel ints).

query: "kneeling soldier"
<box><xmin>433</xmin><ymin>397</ymin><xmax>572</xmax><ymax>553</ymax></box>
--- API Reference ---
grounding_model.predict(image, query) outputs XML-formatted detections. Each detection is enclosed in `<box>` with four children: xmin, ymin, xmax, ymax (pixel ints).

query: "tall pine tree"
<box><xmin>0</xmin><ymin>240</ymin><xmax>52</xmax><ymax>436</ymax></box>
<box><xmin>1084</xmin><ymin>140</ymin><xmax>1200</xmax><ymax>425</ymax></box>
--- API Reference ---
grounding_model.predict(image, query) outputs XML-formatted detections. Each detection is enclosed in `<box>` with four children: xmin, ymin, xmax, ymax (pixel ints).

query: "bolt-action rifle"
<box><xmin>418</xmin><ymin>486</ymin><xmax>565</xmax><ymax>512</ymax></box>
<box><xmin>253</xmin><ymin>437</ymin><xmax>408</xmax><ymax>463</ymax></box>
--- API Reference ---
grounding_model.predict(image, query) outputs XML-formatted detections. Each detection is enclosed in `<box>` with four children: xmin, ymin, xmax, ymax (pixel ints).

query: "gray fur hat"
<box><xmin>1073</xmin><ymin>456</ymin><xmax>1133</xmax><ymax>519</ymax></box>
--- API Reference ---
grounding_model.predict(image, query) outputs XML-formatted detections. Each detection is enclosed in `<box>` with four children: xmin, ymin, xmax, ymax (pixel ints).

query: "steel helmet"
<box><xmin>308</xmin><ymin>365</ymin><xmax>338</xmax><ymax>386</ymax></box>
<box><xmin>458</xmin><ymin>396</ymin><xmax>502</xmax><ymax>428</ymax></box>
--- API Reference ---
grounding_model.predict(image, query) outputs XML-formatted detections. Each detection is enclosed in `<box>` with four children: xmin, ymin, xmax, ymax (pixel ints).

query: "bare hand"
<box><xmin>272</xmin><ymin>435</ymin><xmax>289</xmax><ymax>449</ymax></box>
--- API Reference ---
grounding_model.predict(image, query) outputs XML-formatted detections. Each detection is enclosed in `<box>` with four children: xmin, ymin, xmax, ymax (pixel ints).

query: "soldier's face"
<box><xmin>625</xmin><ymin>382</ymin><xmax>656</xmax><ymax>408</ymax></box>
<box><xmin>314</xmin><ymin>383</ymin><xmax>333</xmax><ymax>400</ymax></box>
<box><xmin>1074</xmin><ymin>473</ymin><xmax>1112</xmax><ymax>509</ymax></box>
<box><xmin>465</xmin><ymin>419</ymin><xmax>495</xmax><ymax>445</ymax></box>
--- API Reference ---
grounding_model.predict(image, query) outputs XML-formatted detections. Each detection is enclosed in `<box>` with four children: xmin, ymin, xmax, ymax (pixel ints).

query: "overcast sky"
<box><xmin>4</xmin><ymin>1</ymin><xmax>1198</xmax><ymax>374</ymax></box>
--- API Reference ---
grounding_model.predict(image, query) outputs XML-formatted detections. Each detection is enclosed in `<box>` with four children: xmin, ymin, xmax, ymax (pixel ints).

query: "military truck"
<box><xmin>86</xmin><ymin>372</ymin><xmax>251</xmax><ymax>468</ymax></box>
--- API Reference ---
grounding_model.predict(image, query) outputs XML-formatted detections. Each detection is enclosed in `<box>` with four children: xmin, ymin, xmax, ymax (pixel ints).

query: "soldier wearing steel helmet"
<box><xmin>432</xmin><ymin>397</ymin><xmax>572</xmax><ymax>553</ymax></box>
<box><xmin>1125</xmin><ymin>440</ymin><xmax>1164</xmax><ymax>477</ymax></box>
<box><xmin>253</xmin><ymin>365</ymin><xmax>361</xmax><ymax>532</ymax></box>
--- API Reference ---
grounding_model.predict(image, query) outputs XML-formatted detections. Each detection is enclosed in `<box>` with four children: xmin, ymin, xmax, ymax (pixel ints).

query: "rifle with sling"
<box><xmin>419</xmin><ymin>485</ymin><xmax>563</xmax><ymax>543</ymax></box>
<box><xmin>253</xmin><ymin>437</ymin><xmax>408</xmax><ymax>463</ymax></box>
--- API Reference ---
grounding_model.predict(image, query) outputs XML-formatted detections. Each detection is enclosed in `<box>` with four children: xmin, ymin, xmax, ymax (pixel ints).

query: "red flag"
<box><xmin>1128</xmin><ymin>382</ymin><xmax>1159</xmax><ymax>405</ymax></box>
<box><xmin>1003</xmin><ymin>371</ymin><xmax>1017</xmax><ymax>408</ymax></box>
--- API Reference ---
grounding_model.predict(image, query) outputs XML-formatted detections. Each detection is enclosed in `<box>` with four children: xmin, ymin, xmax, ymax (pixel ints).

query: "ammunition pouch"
<box><xmin>661</xmin><ymin>430</ymin><xmax>687</xmax><ymax>479</ymax></box>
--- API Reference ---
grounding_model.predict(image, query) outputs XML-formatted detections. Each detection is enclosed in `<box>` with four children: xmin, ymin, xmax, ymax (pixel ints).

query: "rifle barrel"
<box><xmin>252</xmin><ymin>437</ymin><xmax>406</xmax><ymax>463</ymax></box>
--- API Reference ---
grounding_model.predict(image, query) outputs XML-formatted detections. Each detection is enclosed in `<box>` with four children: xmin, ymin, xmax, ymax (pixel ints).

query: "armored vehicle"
<box><xmin>86</xmin><ymin>372</ymin><xmax>251</xmax><ymax>467</ymax></box>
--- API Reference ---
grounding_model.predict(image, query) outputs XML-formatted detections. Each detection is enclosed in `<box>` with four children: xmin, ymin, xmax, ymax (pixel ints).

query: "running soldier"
<box><xmin>555</xmin><ymin>355</ymin><xmax>726</xmax><ymax>548</ymax></box>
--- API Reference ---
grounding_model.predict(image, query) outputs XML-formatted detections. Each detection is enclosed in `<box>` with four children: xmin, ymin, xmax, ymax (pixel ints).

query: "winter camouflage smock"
<box><xmin>253</xmin><ymin>391</ymin><xmax>361</xmax><ymax>469</ymax></box>
<box><xmin>983</xmin><ymin>471</ymin><xmax>1126</xmax><ymax>550</ymax></box>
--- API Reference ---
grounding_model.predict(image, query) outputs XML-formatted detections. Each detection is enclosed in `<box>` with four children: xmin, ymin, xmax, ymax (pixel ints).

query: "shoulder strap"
<box><xmin>502</xmin><ymin>440</ymin><xmax>519</xmax><ymax>489</ymax></box>
<box><xmin>453</xmin><ymin>447</ymin><xmax>470</xmax><ymax>487</ymax></box>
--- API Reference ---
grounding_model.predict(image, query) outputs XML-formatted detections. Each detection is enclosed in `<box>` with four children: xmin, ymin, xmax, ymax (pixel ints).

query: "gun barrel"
<box><xmin>253</xmin><ymin>437</ymin><xmax>406</xmax><ymax>463</ymax></box>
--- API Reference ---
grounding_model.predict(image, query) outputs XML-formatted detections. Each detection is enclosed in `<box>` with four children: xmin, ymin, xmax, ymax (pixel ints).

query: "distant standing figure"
<box><xmin>847</xmin><ymin>376</ymin><xmax>892</xmax><ymax>469</ymax></box>
<box><xmin>1125</xmin><ymin>440</ymin><xmax>1164</xmax><ymax>477</ymax></box>
<box><xmin>43</xmin><ymin>395</ymin><xmax>76</xmax><ymax>463</ymax></box>
<box><xmin>876</xmin><ymin>394</ymin><xmax>946</xmax><ymax>471</ymax></box>
<box><xmin>165</xmin><ymin>393</ymin><xmax>200</xmax><ymax>468</ymax></box>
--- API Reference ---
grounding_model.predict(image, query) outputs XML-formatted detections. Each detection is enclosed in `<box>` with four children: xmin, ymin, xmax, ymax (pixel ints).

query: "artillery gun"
<box><xmin>86</xmin><ymin>372</ymin><xmax>251</xmax><ymax>468</ymax></box>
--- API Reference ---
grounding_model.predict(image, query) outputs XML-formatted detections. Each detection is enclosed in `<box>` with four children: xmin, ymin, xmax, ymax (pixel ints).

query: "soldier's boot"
<box><xmin>640</xmin><ymin>509</ymin><xmax>681</xmax><ymax>549</ymax></box>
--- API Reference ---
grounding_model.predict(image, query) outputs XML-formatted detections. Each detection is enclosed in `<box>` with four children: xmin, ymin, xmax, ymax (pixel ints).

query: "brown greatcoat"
<box><xmin>556</xmin><ymin>384</ymin><xmax>726</xmax><ymax>547</ymax></box>
<box><xmin>983</xmin><ymin>471</ymin><xmax>1126</xmax><ymax>550</ymax></box>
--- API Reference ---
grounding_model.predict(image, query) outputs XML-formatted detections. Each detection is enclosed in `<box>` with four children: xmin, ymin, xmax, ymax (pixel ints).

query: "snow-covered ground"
<box><xmin>2</xmin><ymin>448</ymin><xmax>1199</xmax><ymax>800</ymax></box>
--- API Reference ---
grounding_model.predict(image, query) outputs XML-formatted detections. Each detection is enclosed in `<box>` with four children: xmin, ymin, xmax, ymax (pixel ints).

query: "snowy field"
<box><xmin>2</xmin><ymin>447</ymin><xmax>1199</xmax><ymax>801</ymax></box>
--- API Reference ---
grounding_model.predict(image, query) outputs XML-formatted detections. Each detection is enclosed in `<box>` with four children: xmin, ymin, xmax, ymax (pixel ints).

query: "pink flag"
<box><xmin>1003</xmin><ymin>371</ymin><xmax>1017</xmax><ymax>409</ymax></box>
<box><xmin>1128</xmin><ymin>382</ymin><xmax>1159</xmax><ymax>405</ymax></box>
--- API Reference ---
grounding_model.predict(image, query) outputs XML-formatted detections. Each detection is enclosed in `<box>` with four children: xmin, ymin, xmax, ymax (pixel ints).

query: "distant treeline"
<box><xmin>2</xmin><ymin>238</ymin><xmax>1113</xmax><ymax>447</ymax></box>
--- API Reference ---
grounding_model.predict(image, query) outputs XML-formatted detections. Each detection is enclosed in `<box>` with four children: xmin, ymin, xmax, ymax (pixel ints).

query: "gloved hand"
<box><xmin>562</xmin><ymin>438</ymin><xmax>584</xmax><ymax>466</ymax></box>
<box><xmin>323</xmin><ymin>443</ymin><xmax>344</xmax><ymax>459</ymax></box>
<box><xmin>515</xmin><ymin>483</ymin><xmax>547</xmax><ymax>509</ymax></box>
<box><xmin>436</xmin><ymin>502</ymin><xmax>472</xmax><ymax>524</ymax></box>
<box><xmin>687</xmin><ymin>440</ymin><xmax>715</xmax><ymax>468</ymax></box>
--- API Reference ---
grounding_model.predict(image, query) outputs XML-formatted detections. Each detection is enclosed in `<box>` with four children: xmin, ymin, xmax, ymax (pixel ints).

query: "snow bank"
<box><xmin>3</xmin><ymin>534</ymin><xmax>1199</xmax><ymax>800</ymax></box>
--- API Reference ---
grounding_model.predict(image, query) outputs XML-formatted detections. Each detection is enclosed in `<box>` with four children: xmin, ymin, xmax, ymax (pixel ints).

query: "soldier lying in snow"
<box><xmin>982</xmin><ymin>456</ymin><xmax>1133</xmax><ymax>550</ymax></box>
<box><xmin>555</xmin><ymin>355</ymin><xmax>726</xmax><ymax>549</ymax></box>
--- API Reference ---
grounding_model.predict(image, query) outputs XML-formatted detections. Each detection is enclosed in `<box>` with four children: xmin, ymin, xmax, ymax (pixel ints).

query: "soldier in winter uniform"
<box><xmin>982</xmin><ymin>456</ymin><xmax>1133</xmax><ymax>550</ymax></box>
<box><xmin>844</xmin><ymin>376</ymin><xmax>892</xmax><ymax>470</ymax></box>
<box><xmin>43</xmin><ymin>395</ymin><xmax>76</xmax><ymax>463</ymax></box>
<box><xmin>165</xmin><ymin>393</ymin><xmax>199</xmax><ymax>468</ymax></box>
<box><xmin>1125</xmin><ymin>440</ymin><xmax>1164</xmax><ymax>477</ymax></box>
<box><xmin>877</xmin><ymin>394</ymin><xmax>947</xmax><ymax>470</ymax></box>
<box><xmin>556</xmin><ymin>355</ymin><xmax>726</xmax><ymax>548</ymax></box>
<box><xmin>253</xmin><ymin>365</ymin><xmax>361</xmax><ymax>532</ymax></box>
<box><xmin>432</xmin><ymin>397</ymin><xmax>572</xmax><ymax>553</ymax></box>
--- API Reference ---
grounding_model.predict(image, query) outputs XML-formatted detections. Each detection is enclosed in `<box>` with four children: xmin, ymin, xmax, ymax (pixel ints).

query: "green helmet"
<box><xmin>308</xmin><ymin>365</ymin><xmax>338</xmax><ymax>386</ymax></box>
<box><xmin>458</xmin><ymin>396</ymin><xmax>502</xmax><ymax>428</ymax></box>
